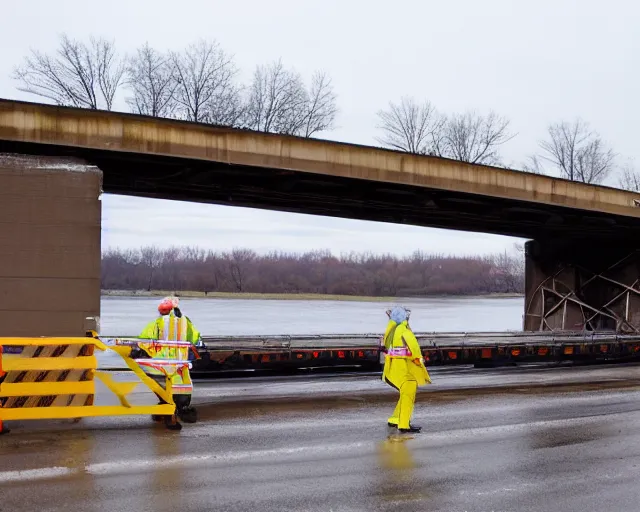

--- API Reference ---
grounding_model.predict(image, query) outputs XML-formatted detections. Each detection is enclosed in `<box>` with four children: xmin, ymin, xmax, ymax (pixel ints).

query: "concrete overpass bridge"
<box><xmin>1</xmin><ymin>99</ymin><xmax>639</xmax><ymax>336</ymax></box>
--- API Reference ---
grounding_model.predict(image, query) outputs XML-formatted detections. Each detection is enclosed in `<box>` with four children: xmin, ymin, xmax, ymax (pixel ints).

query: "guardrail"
<box><xmin>0</xmin><ymin>334</ymin><xmax>177</xmax><ymax>434</ymax></box>
<box><xmin>96</xmin><ymin>332</ymin><xmax>640</xmax><ymax>374</ymax></box>
<box><xmin>186</xmin><ymin>331</ymin><xmax>640</xmax><ymax>372</ymax></box>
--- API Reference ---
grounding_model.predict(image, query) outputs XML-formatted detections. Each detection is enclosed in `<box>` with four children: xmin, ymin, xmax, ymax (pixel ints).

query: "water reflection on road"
<box><xmin>4</xmin><ymin>368</ymin><xmax>640</xmax><ymax>511</ymax></box>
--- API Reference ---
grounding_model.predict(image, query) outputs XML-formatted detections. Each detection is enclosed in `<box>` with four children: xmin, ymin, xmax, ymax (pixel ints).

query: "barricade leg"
<box><xmin>0</xmin><ymin>346</ymin><xmax>6</xmax><ymax>434</ymax></box>
<box><xmin>138</xmin><ymin>366</ymin><xmax>184</xmax><ymax>430</ymax></box>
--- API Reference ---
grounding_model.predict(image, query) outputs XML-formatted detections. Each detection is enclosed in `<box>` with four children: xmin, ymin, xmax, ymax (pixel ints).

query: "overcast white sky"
<box><xmin>2</xmin><ymin>0</ymin><xmax>637</xmax><ymax>256</ymax></box>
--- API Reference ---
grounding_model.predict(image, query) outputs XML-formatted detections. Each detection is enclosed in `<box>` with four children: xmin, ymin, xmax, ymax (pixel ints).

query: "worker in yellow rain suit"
<box><xmin>138</xmin><ymin>297</ymin><xmax>202</xmax><ymax>428</ymax></box>
<box><xmin>382</xmin><ymin>306</ymin><xmax>431</xmax><ymax>433</ymax></box>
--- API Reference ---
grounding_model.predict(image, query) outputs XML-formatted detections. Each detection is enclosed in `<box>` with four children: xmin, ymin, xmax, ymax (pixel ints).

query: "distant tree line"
<box><xmin>101</xmin><ymin>246</ymin><xmax>525</xmax><ymax>297</ymax></box>
<box><xmin>12</xmin><ymin>34</ymin><xmax>640</xmax><ymax>189</ymax></box>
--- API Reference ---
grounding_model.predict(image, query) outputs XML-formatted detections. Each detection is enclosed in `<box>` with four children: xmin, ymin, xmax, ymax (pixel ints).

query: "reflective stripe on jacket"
<box><xmin>139</xmin><ymin>311</ymin><xmax>201</xmax><ymax>344</ymax></box>
<box><xmin>382</xmin><ymin>320</ymin><xmax>431</xmax><ymax>386</ymax></box>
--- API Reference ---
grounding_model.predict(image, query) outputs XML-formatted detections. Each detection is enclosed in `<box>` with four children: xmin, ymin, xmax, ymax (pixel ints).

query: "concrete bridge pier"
<box><xmin>0</xmin><ymin>154</ymin><xmax>102</xmax><ymax>337</ymax></box>
<box><xmin>524</xmin><ymin>239</ymin><xmax>640</xmax><ymax>333</ymax></box>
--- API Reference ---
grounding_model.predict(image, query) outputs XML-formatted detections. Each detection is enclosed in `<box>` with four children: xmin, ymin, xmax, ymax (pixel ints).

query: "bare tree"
<box><xmin>440</xmin><ymin>111</ymin><xmax>513</xmax><ymax>165</ymax></box>
<box><xmin>535</xmin><ymin>119</ymin><xmax>615</xmax><ymax>184</ymax></box>
<box><xmin>522</xmin><ymin>155</ymin><xmax>546</xmax><ymax>174</ymax></box>
<box><xmin>13</xmin><ymin>34</ymin><xmax>125</xmax><ymax>110</ymax></box>
<box><xmin>246</xmin><ymin>59</ymin><xmax>308</xmax><ymax>134</ymax></box>
<box><xmin>246</xmin><ymin>60</ymin><xmax>337</xmax><ymax>137</ymax></box>
<box><xmin>225</xmin><ymin>249</ymin><xmax>256</xmax><ymax>292</ymax></box>
<box><xmin>125</xmin><ymin>43</ymin><xmax>177</xmax><ymax>117</ymax></box>
<box><xmin>618</xmin><ymin>160</ymin><xmax>640</xmax><ymax>192</ymax></box>
<box><xmin>302</xmin><ymin>71</ymin><xmax>338</xmax><ymax>137</ymax></box>
<box><xmin>491</xmin><ymin>250</ymin><xmax>525</xmax><ymax>293</ymax></box>
<box><xmin>376</xmin><ymin>97</ymin><xmax>442</xmax><ymax>154</ymax></box>
<box><xmin>139</xmin><ymin>246</ymin><xmax>164</xmax><ymax>291</ymax></box>
<box><xmin>170</xmin><ymin>40</ymin><xmax>241</xmax><ymax>124</ymax></box>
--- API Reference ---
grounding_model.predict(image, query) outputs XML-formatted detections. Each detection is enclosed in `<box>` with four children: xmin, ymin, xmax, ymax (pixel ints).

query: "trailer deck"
<box><xmin>182</xmin><ymin>331</ymin><xmax>640</xmax><ymax>373</ymax></box>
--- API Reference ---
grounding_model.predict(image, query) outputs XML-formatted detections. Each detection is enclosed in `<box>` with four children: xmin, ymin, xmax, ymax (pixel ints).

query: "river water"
<box><xmin>100</xmin><ymin>296</ymin><xmax>524</xmax><ymax>336</ymax></box>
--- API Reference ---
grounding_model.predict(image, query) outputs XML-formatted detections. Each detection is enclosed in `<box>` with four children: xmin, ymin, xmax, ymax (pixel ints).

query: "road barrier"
<box><xmin>0</xmin><ymin>334</ymin><xmax>176</xmax><ymax>434</ymax></box>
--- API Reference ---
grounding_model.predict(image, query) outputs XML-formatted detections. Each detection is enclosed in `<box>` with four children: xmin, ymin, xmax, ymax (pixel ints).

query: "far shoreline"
<box><xmin>101</xmin><ymin>289</ymin><xmax>524</xmax><ymax>302</ymax></box>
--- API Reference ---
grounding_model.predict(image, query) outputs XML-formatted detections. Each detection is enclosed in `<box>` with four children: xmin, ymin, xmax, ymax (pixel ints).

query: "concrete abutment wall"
<box><xmin>0</xmin><ymin>154</ymin><xmax>102</xmax><ymax>336</ymax></box>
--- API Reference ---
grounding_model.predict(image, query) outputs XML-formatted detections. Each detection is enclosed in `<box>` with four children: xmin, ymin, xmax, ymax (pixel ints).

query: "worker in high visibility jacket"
<box><xmin>138</xmin><ymin>297</ymin><xmax>201</xmax><ymax>426</ymax></box>
<box><xmin>140</xmin><ymin>297</ymin><xmax>201</xmax><ymax>344</ymax></box>
<box><xmin>382</xmin><ymin>306</ymin><xmax>431</xmax><ymax>433</ymax></box>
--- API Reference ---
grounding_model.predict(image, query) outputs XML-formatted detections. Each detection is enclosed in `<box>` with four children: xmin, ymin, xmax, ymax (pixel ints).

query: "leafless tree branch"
<box><xmin>536</xmin><ymin>119</ymin><xmax>615</xmax><ymax>183</ymax></box>
<box><xmin>246</xmin><ymin>60</ymin><xmax>337</xmax><ymax>137</ymax></box>
<box><xmin>246</xmin><ymin>59</ymin><xmax>308</xmax><ymax>134</ymax></box>
<box><xmin>522</xmin><ymin>155</ymin><xmax>547</xmax><ymax>174</ymax></box>
<box><xmin>170</xmin><ymin>39</ymin><xmax>241</xmax><ymax>124</ymax></box>
<box><xmin>303</xmin><ymin>71</ymin><xmax>338</xmax><ymax>137</ymax></box>
<box><xmin>376</xmin><ymin>97</ymin><xmax>442</xmax><ymax>154</ymax></box>
<box><xmin>125</xmin><ymin>43</ymin><xmax>178</xmax><ymax>118</ymax></box>
<box><xmin>376</xmin><ymin>101</ymin><xmax>512</xmax><ymax>164</ymax></box>
<box><xmin>618</xmin><ymin>160</ymin><xmax>640</xmax><ymax>192</ymax></box>
<box><xmin>13</xmin><ymin>34</ymin><xmax>124</xmax><ymax>110</ymax></box>
<box><xmin>441</xmin><ymin>111</ymin><xmax>514</xmax><ymax>165</ymax></box>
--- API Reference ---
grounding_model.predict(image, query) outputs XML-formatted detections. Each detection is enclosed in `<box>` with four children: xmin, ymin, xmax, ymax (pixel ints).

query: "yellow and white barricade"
<box><xmin>116</xmin><ymin>338</ymin><xmax>196</xmax><ymax>396</ymax></box>
<box><xmin>0</xmin><ymin>334</ymin><xmax>178</xmax><ymax>434</ymax></box>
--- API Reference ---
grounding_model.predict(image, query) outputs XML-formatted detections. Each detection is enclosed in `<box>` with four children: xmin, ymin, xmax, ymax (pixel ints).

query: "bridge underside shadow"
<box><xmin>2</xmin><ymin>140</ymin><xmax>639</xmax><ymax>242</ymax></box>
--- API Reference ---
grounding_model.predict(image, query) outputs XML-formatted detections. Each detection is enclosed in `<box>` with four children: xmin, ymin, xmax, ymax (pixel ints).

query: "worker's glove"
<box><xmin>129</xmin><ymin>347</ymin><xmax>145</xmax><ymax>359</ymax></box>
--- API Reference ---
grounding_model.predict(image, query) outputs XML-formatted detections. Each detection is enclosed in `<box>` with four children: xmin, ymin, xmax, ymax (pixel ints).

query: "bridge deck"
<box><xmin>1</xmin><ymin>99</ymin><xmax>639</xmax><ymax>239</ymax></box>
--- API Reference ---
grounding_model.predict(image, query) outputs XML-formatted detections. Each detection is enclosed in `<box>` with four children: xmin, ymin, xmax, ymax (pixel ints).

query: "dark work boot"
<box><xmin>398</xmin><ymin>424</ymin><xmax>422</xmax><ymax>434</ymax></box>
<box><xmin>165</xmin><ymin>414</ymin><xmax>183</xmax><ymax>431</ymax></box>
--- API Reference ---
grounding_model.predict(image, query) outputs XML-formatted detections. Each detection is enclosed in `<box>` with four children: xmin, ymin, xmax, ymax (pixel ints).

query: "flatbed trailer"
<box><xmin>178</xmin><ymin>331</ymin><xmax>640</xmax><ymax>373</ymax></box>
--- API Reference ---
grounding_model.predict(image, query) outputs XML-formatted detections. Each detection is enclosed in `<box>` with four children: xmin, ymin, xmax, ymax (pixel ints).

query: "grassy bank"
<box><xmin>101</xmin><ymin>289</ymin><xmax>523</xmax><ymax>301</ymax></box>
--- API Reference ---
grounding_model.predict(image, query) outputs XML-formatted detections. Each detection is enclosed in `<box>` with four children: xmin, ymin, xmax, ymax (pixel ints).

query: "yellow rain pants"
<box><xmin>382</xmin><ymin>320</ymin><xmax>431</xmax><ymax>429</ymax></box>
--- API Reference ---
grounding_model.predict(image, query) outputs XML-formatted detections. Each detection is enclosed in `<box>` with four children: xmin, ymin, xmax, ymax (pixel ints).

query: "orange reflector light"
<box><xmin>261</xmin><ymin>355</ymin><xmax>270</xmax><ymax>363</ymax></box>
<box><xmin>448</xmin><ymin>351</ymin><xmax>457</xmax><ymax>360</ymax></box>
<box><xmin>600</xmin><ymin>345</ymin><xmax>608</xmax><ymax>353</ymax></box>
<box><xmin>564</xmin><ymin>346</ymin><xmax>574</xmax><ymax>355</ymax></box>
<box><xmin>538</xmin><ymin>347</ymin><xmax>548</xmax><ymax>356</ymax></box>
<box><xmin>296</xmin><ymin>353</ymin><xmax>303</xmax><ymax>359</ymax></box>
<box><xmin>481</xmin><ymin>348</ymin><xmax>492</xmax><ymax>359</ymax></box>
<box><xmin>511</xmin><ymin>349</ymin><xmax>521</xmax><ymax>357</ymax></box>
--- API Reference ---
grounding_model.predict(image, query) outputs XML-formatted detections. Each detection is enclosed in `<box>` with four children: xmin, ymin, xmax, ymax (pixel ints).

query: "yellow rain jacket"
<box><xmin>382</xmin><ymin>319</ymin><xmax>431</xmax><ymax>389</ymax></box>
<box><xmin>139</xmin><ymin>310</ymin><xmax>200</xmax><ymax>344</ymax></box>
<box><xmin>138</xmin><ymin>311</ymin><xmax>201</xmax><ymax>395</ymax></box>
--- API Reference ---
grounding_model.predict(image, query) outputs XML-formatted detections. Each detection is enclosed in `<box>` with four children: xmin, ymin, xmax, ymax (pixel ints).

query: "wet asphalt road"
<box><xmin>3</xmin><ymin>364</ymin><xmax>640</xmax><ymax>511</ymax></box>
